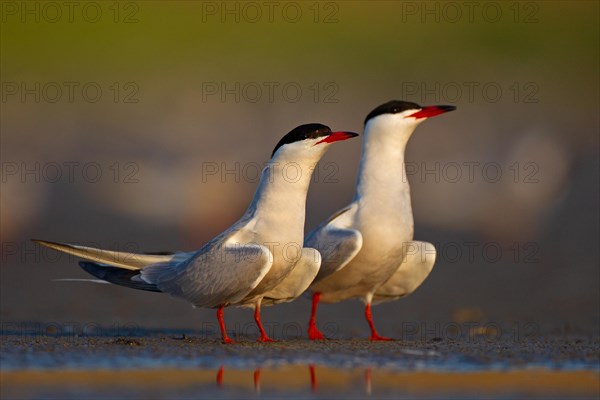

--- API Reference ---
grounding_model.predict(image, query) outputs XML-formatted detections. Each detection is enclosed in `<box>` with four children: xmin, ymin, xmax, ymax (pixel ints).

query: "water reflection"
<box><xmin>216</xmin><ymin>364</ymin><xmax>374</xmax><ymax>395</ymax></box>
<box><xmin>253</xmin><ymin>368</ymin><xmax>261</xmax><ymax>393</ymax></box>
<box><xmin>216</xmin><ymin>366</ymin><xmax>223</xmax><ymax>388</ymax></box>
<box><xmin>2</xmin><ymin>364</ymin><xmax>597</xmax><ymax>399</ymax></box>
<box><xmin>209</xmin><ymin>364</ymin><xmax>599</xmax><ymax>398</ymax></box>
<box><xmin>309</xmin><ymin>364</ymin><xmax>317</xmax><ymax>393</ymax></box>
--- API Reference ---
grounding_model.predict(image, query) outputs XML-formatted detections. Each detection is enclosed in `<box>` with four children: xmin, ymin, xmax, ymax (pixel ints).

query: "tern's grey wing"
<box><xmin>141</xmin><ymin>242</ymin><xmax>273</xmax><ymax>308</ymax></box>
<box><xmin>372</xmin><ymin>241</ymin><xmax>436</xmax><ymax>304</ymax></box>
<box><xmin>262</xmin><ymin>248</ymin><xmax>321</xmax><ymax>305</ymax></box>
<box><xmin>304</xmin><ymin>205</ymin><xmax>362</xmax><ymax>282</ymax></box>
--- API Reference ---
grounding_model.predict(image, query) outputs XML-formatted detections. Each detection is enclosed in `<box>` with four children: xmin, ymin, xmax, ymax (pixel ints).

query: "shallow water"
<box><xmin>1</xmin><ymin>329</ymin><xmax>598</xmax><ymax>399</ymax></box>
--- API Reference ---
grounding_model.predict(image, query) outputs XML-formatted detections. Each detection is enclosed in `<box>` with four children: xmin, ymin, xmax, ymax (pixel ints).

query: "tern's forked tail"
<box><xmin>32</xmin><ymin>239</ymin><xmax>175</xmax><ymax>270</ymax></box>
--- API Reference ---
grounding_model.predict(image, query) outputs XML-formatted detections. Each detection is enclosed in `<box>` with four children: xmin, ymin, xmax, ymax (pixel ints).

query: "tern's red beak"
<box><xmin>407</xmin><ymin>105</ymin><xmax>456</xmax><ymax>119</ymax></box>
<box><xmin>315</xmin><ymin>131</ymin><xmax>359</xmax><ymax>145</ymax></box>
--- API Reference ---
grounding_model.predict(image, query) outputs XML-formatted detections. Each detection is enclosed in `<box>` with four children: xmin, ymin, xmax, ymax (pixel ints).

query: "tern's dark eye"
<box><xmin>308</xmin><ymin>129</ymin><xmax>327</xmax><ymax>139</ymax></box>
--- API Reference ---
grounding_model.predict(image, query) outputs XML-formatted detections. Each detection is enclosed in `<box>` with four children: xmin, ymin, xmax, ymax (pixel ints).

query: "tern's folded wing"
<box><xmin>141</xmin><ymin>242</ymin><xmax>273</xmax><ymax>308</ymax></box>
<box><xmin>373</xmin><ymin>241</ymin><xmax>436</xmax><ymax>304</ymax></box>
<box><xmin>304</xmin><ymin>205</ymin><xmax>362</xmax><ymax>282</ymax></box>
<box><xmin>262</xmin><ymin>247</ymin><xmax>321</xmax><ymax>305</ymax></box>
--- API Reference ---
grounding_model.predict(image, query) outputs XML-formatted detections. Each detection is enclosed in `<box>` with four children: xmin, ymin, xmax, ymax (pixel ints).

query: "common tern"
<box><xmin>35</xmin><ymin>123</ymin><xmax>358</xmax><ymax>343</ymax></box>
<box><xmin>304</xmin><ymin>101</ymin><xmax>455</xmax><ymax>340</ymax></box>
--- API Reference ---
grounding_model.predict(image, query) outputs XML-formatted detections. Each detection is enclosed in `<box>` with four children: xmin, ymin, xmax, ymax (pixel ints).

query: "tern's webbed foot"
<box><xmin>308</xmin><ymin>324</ymin><xmax>326</xmax><ymax>340</ymax></box>
<box><xmin>257</xmin><ymin>335</ymin><xmax>277</xmax><ymax>343</ymax></box>
<box><xmin>369</xmin><ymin>334</ymin><xmax>392</xmax><ymax>341</ymax></box>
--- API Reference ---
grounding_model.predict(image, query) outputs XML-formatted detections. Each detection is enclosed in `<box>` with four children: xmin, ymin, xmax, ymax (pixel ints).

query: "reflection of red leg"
<box><xmin>217</xmin><ymin>305</ymin><xmax>235</xmax><ymax>344</ymax></box>
<box><xmin>254</xmin><ymin>304</ymin><xmax>276</xmax><ymax>342</ymax></box>
<box><xmin>308</xmin><ymin>292</ymin><xmax>326</xmax><ymax>340</ymax></box>
<box><xmin>253</xmin><ymin>368</ymin><xmax>261</xmax><ymax>392</ymax></box>
<box><xmin>365</xmin><ymin>368</ymin><xmax>372</xmax><ymax>395</ymax></box>
<box><xmin>216</xmin><ymin>366</ymin><xmax>224</xmax><ymax>387</ymax></box>
<box><xmin>309</xmin><ymin>364</ymin><xmax>317</xmax><ymax>392</ymax></box>
<box><xmin>365</xmin><ymin>303</ymin><xmax>391</xmax><ymax>341</ymax></box>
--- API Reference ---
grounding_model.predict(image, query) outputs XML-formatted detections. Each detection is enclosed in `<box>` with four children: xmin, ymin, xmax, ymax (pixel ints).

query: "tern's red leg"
<box><xmin>365</xmin><ymin>303</ymin><xmax>392</xmax><ymax>341</ymax></box>
<box><xmin>254</xmin><ymin>304</ymin><xmax>276</xmax><ymax>342</ymax></box>
<box><xmin>308</xmin><ymin>292</ymin><xmax>326</xmax><ymax>340</ymax></box>
<box><xmin>217</xmin><ymin>305</ymin><xmax>235</xmax><ymax>344</ymax></box>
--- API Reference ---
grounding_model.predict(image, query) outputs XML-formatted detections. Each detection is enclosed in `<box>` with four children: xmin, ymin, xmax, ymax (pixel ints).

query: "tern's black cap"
<box><xmin>271</xmin><ymin>123</ymin><xmax>332</xmax><ymax>157</ymax></box>
<box><xmin>364</xmin><ymin>100</ymin><xmax>422</xmax><ymax>125</ymax></box>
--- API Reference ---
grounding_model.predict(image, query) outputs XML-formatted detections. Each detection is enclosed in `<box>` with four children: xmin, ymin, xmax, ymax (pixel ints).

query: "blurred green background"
<box><xmin>1</xmin><ymin>1</ymin><xmax>598</xmax><ymax>338</ymax></box>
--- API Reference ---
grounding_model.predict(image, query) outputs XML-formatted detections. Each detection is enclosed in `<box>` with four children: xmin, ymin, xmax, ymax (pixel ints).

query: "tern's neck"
<box><xmin>248</xmin><ymin>149</ymin><xmax>321</xmax><ymax>228</ymax></box>
<box><xmin>354</xmin><ymin>121</ymin><xmax>415</xmax><ymax>212</ymax></box>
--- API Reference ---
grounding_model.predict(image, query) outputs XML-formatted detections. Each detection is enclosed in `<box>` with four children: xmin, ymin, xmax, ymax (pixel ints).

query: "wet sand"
<box><xmin>1</xmin><ymin>332</ymin><xmax>599</xmax><ymax>399</ymax></box>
